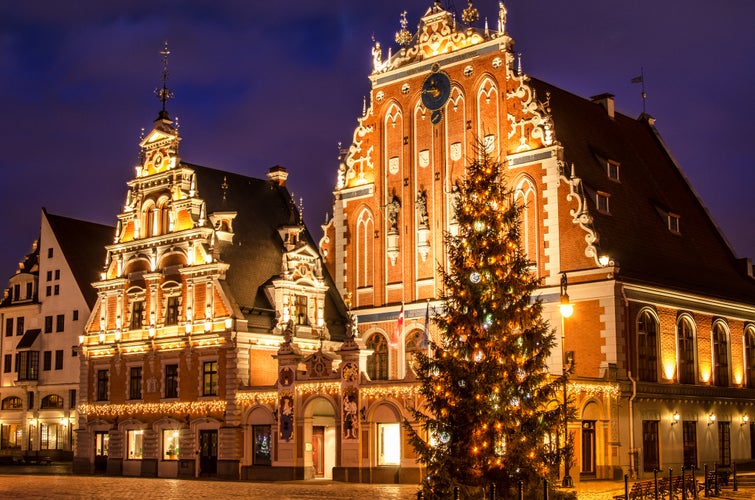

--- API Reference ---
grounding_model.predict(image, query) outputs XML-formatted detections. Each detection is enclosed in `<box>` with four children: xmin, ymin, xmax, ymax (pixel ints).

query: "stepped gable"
<box><xmin>532</xmin><ymin>78</ymin><xmax>755</xmax><ymax>302</ymax></box>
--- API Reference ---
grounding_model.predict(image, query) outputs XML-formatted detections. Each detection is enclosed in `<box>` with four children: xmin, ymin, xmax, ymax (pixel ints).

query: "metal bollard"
<box><xmin>682</xmin><ymin>466</ymin><xmax>687</xmax><ymax>500</ymax></box>
<box><xmin>543</xmin><ymin>478</ymin><xmax>549</xmax><ymax>500</ymax></box>
<box><xmin>518</xmin><ymin>480</ymin><xmax>523</xmax><ymax>500</ymax></box>
<box><xmin>669</xmin><ymin>467</ymin><xmax>673</xmax><ymax>499</ymax></box>
<box><xmin>733</xmin><ymin>461</ymin><xmax>738</xmax><ymax>491</ymax></box>
<box><xmin>624</xmin><ymin>473</ymin><xmax>629</xmax><ymax>500</ymax></box>
<box><xmin>704</xmin><ymin>464</ymin><xmax>708</xmax><ymax>497</ymax></box>
<box><xmin>488</xmin><ymin>483</ymin><xmax>495</xmax><ymax>500</ymax></box>
<box><xmin>653</xmin><ymin>468</ymin><xmax>659</xmax><ymax>500</ymax></box>
<box><xmin>453</xmin><ymin>486</ymin><xmax>460</xmax><ymax>500</ymax></box>
<box><xmin>416</xmin><ymin>491</ymin><xmax>423</xmax><ymax>500</ymax></box>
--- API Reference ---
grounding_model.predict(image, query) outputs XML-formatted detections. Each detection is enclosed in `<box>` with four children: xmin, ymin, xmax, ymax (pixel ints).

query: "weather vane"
<box><xmin>155</xmin><ymin>41</ymin><xmax>175</xmax><ymax>114</ymax></box>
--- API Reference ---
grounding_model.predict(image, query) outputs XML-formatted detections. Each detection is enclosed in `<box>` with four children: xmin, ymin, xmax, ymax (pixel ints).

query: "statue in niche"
<box><xmin>345</xmin><ymin>312</ymin><xmax>358</xmax><ymax>340</ymax></box>
<box><xmin>416</xmin><ymin>190</ymin><xmax>429</xmax><ymax>227</ymax></box>
<box><xmin>279</xmin><ymin>394</ymin><xmax>294</xmax><ymax>441</ymax></box>
<box><xmin>386</xmin><ymin>195</ymin><xmax>401</xmax><ymax>232</ymax></box>
<box><xmin>343</xmin><ymin>388</ymin><xmax>359</xmax><ymax>439</ymax></box>
<box><xmin>283</xmin><ymin>318</ymin><xmax>295</xmax><ymax>343</ymax></box>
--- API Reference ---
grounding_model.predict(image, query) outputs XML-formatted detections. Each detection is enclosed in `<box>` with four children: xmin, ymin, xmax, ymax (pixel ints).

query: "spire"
<box><xmin>154</xmin><ymin>41</ymin><xmax>174</xmax><ymax>121</ymax></box>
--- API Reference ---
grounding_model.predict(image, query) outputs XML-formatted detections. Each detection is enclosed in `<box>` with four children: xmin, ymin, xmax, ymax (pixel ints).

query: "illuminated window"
<box><xmin>95</xmin><ymin>432</ymin><xmax>109</xmax><ymax>457</ymax></box>
<box><xmin>203</xmin><ymin>361</ymin><xmax>218</xmax><ymax>396</ymax></box>
<box><xmin>637</xmin><ymin>310</ymin><xmax>658</xmax><ymax>382</ymax></box>
<box><xmin>162</xmin><ymin>429</ymin><xmax>180</xmax><ymax>460</ymax></box>
<box><xmin>165</xmin><ymin>364</ymin><xmax>178</xmax><ymax>399</ymax></box>
<box><xmin>127</xmin><ymin>429</ymin><xmax>143</xmax><ymax>460</ymax></box>
<box><xmin>294</xmin><ymin>295</ymin><xmax>308</xmax><ymax>326</ymax></box>
<box><xmin>366</xmin><ymin>334</ymin><xmax>388</xmax><ymax>380</ymax></box>
<box><xmin>129</xmin><ymin>367</ymin><xmax>142</xmax><ymax>400</ymax></box>
<box><xmin>378</xmin><ymin>422</ymin><xmax>401</xmax><ymax>465</ymax></box>
<box><xmin>713</xmin><ymin>323</ymin><xmax>729</xmax><ymax>387</ymax></box>
<box><xmin>677</xmin><ymin>317</ymin><xmax>696</xmax><ymax>384</ymax></box>
<box><xmin>253</xmin><ymin>425</ymin><xmax>272</xmax><ymax>465</ymax></box>
<box><xmin>746</xmin><ymin>327</ymin><xmax>755</xmax><ymax>388</ymax></box>
<box><xmin>1</xmin><ymin>396</ymin><xmax>22</xmax><ymax>410</ymax></box>
<box><xmin>40</xmin><ymin>423</ymin><xmax>63</xmax><ymax>450</ymax></box>
<box><xmin>17</xmin><ymin>351</ymin><xmax>38</xmax><ymax>381</ymax></box>
<box><xmin>404</xmin><ymin>330</ymin><xmax>422</xmax><ymax>373</ymax></box>
<box><xmin>40</xmin><ymin>394</ymin><xmax>63</xmax><ymax>409</ymax></box>
<box><xmin>0</xmin><ymin>423</ymin><xmax>22</xmax><ymax>449</ymax></box>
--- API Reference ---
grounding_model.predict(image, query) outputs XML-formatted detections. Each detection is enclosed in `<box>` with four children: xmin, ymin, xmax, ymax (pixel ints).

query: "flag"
<box><xmin>630</xmin><ymin>75</ymin><xmax>643</xmax><ymax>84</ymax></box>
<box><xmin>420</xmin><ymin>301</ymin><xmax>430</xmax><ymax>349</ymax></box>
<box><xmin>390</xmin><ymin>304</ymin><xmax>404</xmax><ymax>347</ymax></box>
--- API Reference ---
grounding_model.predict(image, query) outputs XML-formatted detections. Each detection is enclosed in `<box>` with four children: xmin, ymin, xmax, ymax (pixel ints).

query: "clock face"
<box><xmin>421</xmin><ymin>71</ymin><xmax>451</xmax><ymax>111</ymax></box>
<box><xmin>430</xmin><ymin>109</ymin><xmax>443</xmax><ymax>125</ymax></box>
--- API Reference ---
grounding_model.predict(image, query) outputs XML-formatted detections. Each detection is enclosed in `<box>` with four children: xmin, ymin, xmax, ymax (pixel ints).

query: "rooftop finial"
<box><xmin>462</xmin><ymin>1</ymin><xmax>479</xmax><ymax>25</ymax></box>
<box><xmin>155</xmin><ymin>41</ymin><xmax>174</xmax><ymax>119</ymax></box>
<box><xmin>395</xmin><ymin>11</ymin><xmax>412</xmax><ymax>48</ymax></box>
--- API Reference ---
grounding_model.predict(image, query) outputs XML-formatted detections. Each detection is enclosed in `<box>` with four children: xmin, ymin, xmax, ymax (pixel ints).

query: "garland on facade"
<box><xmin>570</xmin><ymin>382</ymin><xmax>620</xmax><ymax>399</ymax></box>
<box><xmin>235</xmin><ymin>391</ymin><xmax>278</xmax><ymax>405</ymax></box>
<box><xmin>361</xmin><ymin>384</ymin><xmax>421</xmax><ymax>400</ymax></box>
<box><xmin>79</xmin><ymin>400</ymin><xmax>226</xmax><ymax>417</ymax></box>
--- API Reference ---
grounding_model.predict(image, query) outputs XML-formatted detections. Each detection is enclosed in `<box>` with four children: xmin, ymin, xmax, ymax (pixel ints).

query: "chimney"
<box><xmin>267</xmin><ymin>165</ymin><xmax>288</xmax><ymax>187</ymax></box>
<box><xmin>591</xmin><ymin>93</ymin><xmax>615</xmax><ymax>119</ymax></box>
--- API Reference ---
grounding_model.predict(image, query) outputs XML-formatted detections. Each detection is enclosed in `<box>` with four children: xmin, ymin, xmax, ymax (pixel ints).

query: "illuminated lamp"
<box><xmin>742</xmin><ymin>414</ymin><xmax>750</xmax><ymax>427</ymax></box>
<box><xmin>671</xmin><ymin>411</ymin><xmax>680</xmax><ymax>426</ymax></box>
<box><xmin>559</xmin><ymin>273</ymin><xmax>573</xmax><ymax>318</ymax></box>
<box><xmin>707</xmin><ymin>414</ymin><xmax>716</xmax><ymax>426</ymax></box>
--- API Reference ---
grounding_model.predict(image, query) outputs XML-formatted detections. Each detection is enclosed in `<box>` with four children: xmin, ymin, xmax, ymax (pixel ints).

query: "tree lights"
<box><xmin>406</xmin><ymin>143</ymin><xmax>565</xmax><ymax>498</ymax></box>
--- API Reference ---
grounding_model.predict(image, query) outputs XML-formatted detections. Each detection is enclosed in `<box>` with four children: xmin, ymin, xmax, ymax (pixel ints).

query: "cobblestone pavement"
<box><xmin>0</xmin><ymin>469</ymin><xmax>753</xmax><ymax>499</ymax></box>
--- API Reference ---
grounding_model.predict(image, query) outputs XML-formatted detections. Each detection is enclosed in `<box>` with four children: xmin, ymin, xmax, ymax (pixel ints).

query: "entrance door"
<box><xmin>750</xmin><ymin>422</ymin><xmax>755</xmax><ymax>460</ymax></box>
<box><xmin>94</xmin><ymin>432</ymin><xmax>109</xmax><ymax>473</ymax></box>
<box><xmin>198</xmin><ymin>430</ymin><xmax>218</xmax><ymax>476</ymax></box>
<box><xmin>581</xmin><ymin>421</ymin><xmax>596</xmax><ymax>476</ymax></box>
<box><xmin>312</xmin><ymin>426</ymin><xmax>324</xmax><ymax>478</ymax></box>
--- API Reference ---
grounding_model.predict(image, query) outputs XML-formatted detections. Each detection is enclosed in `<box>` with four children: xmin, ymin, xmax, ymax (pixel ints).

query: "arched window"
<box><xmin>746</xmin><ymin>326</ymin><xmax>755</xmax><ymax>388</ymax></box>
<box><xmin>677</xmin><ymin>316</ymin><xmax>696</xmax><ymax>384</ymax></box>
<box><xmin>356</xmin><ymin>209</ymin><xmax>374</xmax><ymax>289</ymax></box>
<box><xmin>637</xmin><ymin>310</ymin><xmax>658</xmax><ymax>382</ymax></box>
<box><xmin>366</xmin><ymin>334</ymin><xmax>388</xmax><ymax>380</ymax></box>
<box><xmin>515</xmin><ymin>177</ymin><xmax>538</xmax><ymax>270</ymax></box>
<box><xmin>405</xmin><ymin>330</ymin><xmax>423</xmax><ymax>373</ymax></box>
<box><xmin>1</xmin><ymin>396</ymin><xmax>22</xmax><ymax>410</ymax></box>
<box><xmin>159</xmin><ymin>200</ymin><xmax>170</xmax><ymax>235</ymax></box>
<box><xmin>40</xmin><ymin>394</ymin><xmax>64</xmax><ymax>409</ymax></box>
<box><xmin>713</xmin><ymin>322</ymin><xmax>729</xmax><ymax>387</ymax></box>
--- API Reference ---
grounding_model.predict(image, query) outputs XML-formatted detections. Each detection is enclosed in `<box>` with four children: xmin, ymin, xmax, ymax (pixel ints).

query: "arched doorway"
<box><xmin>581</xmin><ymin>402</ymin><xmax>601</xmax><ymax>479</ymax></box>
<box><xmin>303</xmin><ymin>397</ymin><xmax>336</xmax><ymax>480</ymax></box>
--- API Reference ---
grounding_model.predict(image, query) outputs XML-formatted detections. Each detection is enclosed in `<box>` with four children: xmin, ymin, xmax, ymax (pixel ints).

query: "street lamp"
<box><xmin>560</xmin><ymin>272</ymin><xmax>574</xmax><ymax>488</ymax></box>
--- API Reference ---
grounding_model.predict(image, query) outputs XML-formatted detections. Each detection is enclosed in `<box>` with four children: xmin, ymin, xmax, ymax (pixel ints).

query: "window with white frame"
<box><xmin>607</xmin><ymin>160</ymin><xmax>620</xmax><ymax>181</ymax></box>
<box><xmin>668</xmin><ymin>213</ymin><xmax>681</xmax><ymax>233</ymax></box>
<box><xmin>596</xmin><ymin>192</ymin><xmax>610</xmax><ymax>214</ymax></box>
<box><xmin>127</xmin><ymin>429</ymin><xmax>143</xmax><ymax>460</ymax></box>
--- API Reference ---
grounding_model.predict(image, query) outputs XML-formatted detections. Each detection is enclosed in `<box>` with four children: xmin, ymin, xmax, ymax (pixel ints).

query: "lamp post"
<box><xmin>559</xmin><ymin>272</ymin><xmax>574</xmax><ymax>488</ymax></box>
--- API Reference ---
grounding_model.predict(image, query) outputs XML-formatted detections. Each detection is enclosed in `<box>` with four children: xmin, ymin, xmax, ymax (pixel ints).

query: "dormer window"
<box><xmin>668</xmin><ymin>213</ymin><xmax>681</xmax><ymax>233</ymax></box>
<box><xmin>596</xmin><ymin>192</ymin><xmax>611</xmax><ymax>214</ymax></box>
<box><xmin>607</xmin><ymin>160</ymin><xmax>620</xmax><ymax>181</ymax></box>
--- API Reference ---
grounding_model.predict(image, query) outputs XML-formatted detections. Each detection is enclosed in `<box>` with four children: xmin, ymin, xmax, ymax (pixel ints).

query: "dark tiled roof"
<box><xmin>531</xmin><ymin>79</ymin><xmax>755</xmax><ymax>302</ymax></box>
<box><xmin>17</xmin><ymin>328</ymin><xmax>41</xmax><ymax>349</ymax></box>
<box><xmin>0</xmin><ymin>243</ymin><xmax>39</xmax><ymax>307</ymax></box>
<box><xmin>187</xmin><ymin>164</ymin><xmax>348</xmax><ymax>340</ymax></box>
<box><xmin>44</xmin><ymin>210</ymin><xmax>114</xmax><ymax>309</ymax></box>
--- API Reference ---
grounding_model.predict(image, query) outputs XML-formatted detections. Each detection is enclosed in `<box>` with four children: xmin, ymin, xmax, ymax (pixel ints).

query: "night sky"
<box><xmin>1</xmin><ymin>1</ymin><xmax>753</xmax><ymax>284</ymax></box>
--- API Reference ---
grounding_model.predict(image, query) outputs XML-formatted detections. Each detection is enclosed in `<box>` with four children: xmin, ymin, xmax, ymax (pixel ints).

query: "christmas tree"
<box><xmin>407</xmin><ymin>144</ymin><xmax>567</xmax><ymax>498</ymax></box>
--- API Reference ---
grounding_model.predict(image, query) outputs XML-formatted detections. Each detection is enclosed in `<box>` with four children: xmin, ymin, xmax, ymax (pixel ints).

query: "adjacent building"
<box><xmin>0</xmin><ymin>209</ymin><xmax>112</xmax><ymax>461</ymax></box>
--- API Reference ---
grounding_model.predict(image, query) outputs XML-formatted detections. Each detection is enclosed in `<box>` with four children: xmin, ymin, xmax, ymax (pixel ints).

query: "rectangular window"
<box><xmin>719</xmin><ymin>421</ymin><xmax>731</xmax><ymax>467</ymax></box>
<box><xmin>13</xmin><ymin>284</ymin><xmax>20</xmax><ymax>302</ymax></box>
<box><xmin>54</xmin><ymin>269</ymin><xmax>60</xmax><ymax>280</ymax></box>
<box><xmin>253</xmin><ymin>425</ymin><xmax>272</xmax><ymax>465</ymax></box>
<box><xmin>683</xmin><ymin>421</ymin><xmax>697</xmax><ymax>468</ymax></box>
<box><xmin>69</xmin><ymin>389</ymin><xmax>77</xmax><ymax>409</ymax></box>
<box><xmin>5</xmin><ymin>318</ymin><xmax>13</xmax><ymax>337</ymax></box>
<box><xmin>162</xmin><ymin>429</ymin><xmax>180</xmax><ymax>460</ymax></box>
<box><xmin>668</xmin><ymin>214</ymin><xmax>680</xmax><ymax>233</ymax></box>
<box><xmin>44</xmin><ymin>316</ymin><xmax>53</xmax><ymax>333</ymax></box>
<box><xmin>165</xmin><ymin>296</ymin><xmax>179</xmax><ymax>325</ymax></box>
<box><xmin>43</xmin><ymin>351</ymin><xmax>52</xmax><ymax>371</ymax></box>
<box><xmin>46</xmin><ymin>286</ymin><xmax>51</xmax><ymax>297</ymax></box>
<box><xmin>130</xmin><ymin>300</ymin><xmax>144</xmax><ymax>330</ymax></box>
<box><xmin>3</xmin><ymin>354</ymin><xmax>11</xmax><ymax>373</ymax></box>
<box><xmin>202</xmin><ymin>361</ymin><xmax>218</xmax><ymax>396</ymax></box>
<box><xmin>73</xmin><ymin>310</ymin><xmax>79</xmax><ymax>321</ymax></box>
<box><xmin>16</xmin><ymin>317</ymin><xmax>24</xmax><ymax>336</ymax></box>
<box><xmin>642</xmin><ymin>420</ymin><xmax>660</xmax><ymax>472</ymax></box>
<box><xmin>129</xmin><ymin>367</ymin><xmax>142</xmax><ymax>400</ymax></box>
<box><xmin>55</xmin><ymin>350</ymin><xmax>63</xmax><ymax>370</ymax></box>
<box><xmin>377</xmin><ymin>422</ymin><xmax>401</xmax><ymax>465</ymax></box>
<box><xmin>295</xmin><ymin>295</ymin><xmax>308</xmax><ymax>325</ymax></box>
<box><xmin>54</xmin><ymin>284</ymin><xmax>59</xmax><ymax>295</ymax></box>
<box><xmin>46</xmin><ymin>270</ymin><xmax>52</xmax><ymax>281</ymax></box>
<box><xmin>25</xmin><ymin>282</ymin><xmax>32</xmax><ymax>299</ymax></box>
<box><xmin>1</xmin><ymin>423</ymin><xmax>22</xmax><ymax>449</ymax></box>
<box><xmin>127</xmin><ymin>430</ymin><xmax>144</xmax><ymax>460</ymax></box>
<box><xmin>165</xmin><ymin>364</ymin><xmax>178</xmax><ymax>399</ymax></box>
<box><xmin>40</xmin><ymin>423</ymin><xmax>61</xmax><ymax>450</ymax></box>
<box><xmin>17</xmin><ymin>351</ymin><xmax>39</xmax><ymax>381</ymax></box>
<box><xmin>607</xmin><ymin>160</ymin><xmax>620</xmax><ymax>181</ymax></box>
<box><xmin>56</xmin><ymin>314</ymin><xmax>65</xmax><ymax>332</ymax></box>
<box><xmin>596</xmin><ymin>192</ymin><xmax>610</xmax><ymax>214</ymax></box>
<box><xmin>96</xmin><ymin>369</ymin><xmax>109</xmax><ymax>401</ymax></box>
<box><xmin>47</xmin><ymin>248</ymin><xmax>53</xmax><ymax>258</ymax></box>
